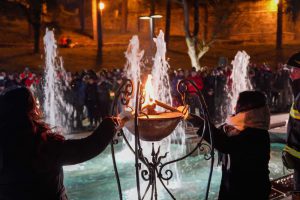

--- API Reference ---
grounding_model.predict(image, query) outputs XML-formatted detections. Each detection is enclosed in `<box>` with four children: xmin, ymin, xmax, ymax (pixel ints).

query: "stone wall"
<box><xmin>56</xmin><ymin>0</ymin><xmax>299</xmax><ymax>44</ymax></box>
<box><xmin>107</xmin><ymin>0</ymin><xmax>299</xmax><ymax>44</ymax></box>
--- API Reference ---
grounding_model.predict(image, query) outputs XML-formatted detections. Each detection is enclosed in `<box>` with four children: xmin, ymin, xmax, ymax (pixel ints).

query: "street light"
<box><xmin>139</xmin><ymin>15</ymin><xmax>163</xmax><ymax>20</ymax></box>
<box><xmin>99</xmin><ymin>2</ymin><xmax>105</xmax><ymax>11</ymax></box>
<box><xmin>150</xmin><ymin>14</ymin><xmax>163</xmax><ymax>19</ymax></box>
<box><xmin>139</xmin><ymin>14</ymin><xmax>163</xmax><ymax>49</ymax></box>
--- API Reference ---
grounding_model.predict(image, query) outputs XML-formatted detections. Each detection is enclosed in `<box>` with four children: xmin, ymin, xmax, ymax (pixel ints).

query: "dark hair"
<box><xmin>0</xmin><ymin>87</ymin><xmax>50</xmax><ymax>135</ymax></box>
<box><xmin>236</xmin><ymin>91</ymin><xmax>267</xmax><ymax>113</ymax></box>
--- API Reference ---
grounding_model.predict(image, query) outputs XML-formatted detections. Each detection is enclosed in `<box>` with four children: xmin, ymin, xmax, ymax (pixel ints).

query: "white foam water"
<box><xmin>124</xmin><ymin>35</ymin><xmax>144</xmax><ymax>109</ymax></box>
<box><xmin>228</xmin><ymin>51</ymin><xmax>253</xmax><ymax>115</ymax></box>
<box><xmin>43</xmin><ymin>29</ymin><xmax>73</xmax><ymax>133</ymax></box>
<box><xmin>122</xmin><ymin>30</ymin><xmax>186</xmax><ymax>190</ymax></box>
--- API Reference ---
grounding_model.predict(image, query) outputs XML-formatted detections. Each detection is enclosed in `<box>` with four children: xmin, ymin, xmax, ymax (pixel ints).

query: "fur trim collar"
<box><xmin>224</xmin><ymin>105</ymin><xmax>270</xmax><ymax>136</ymax></box>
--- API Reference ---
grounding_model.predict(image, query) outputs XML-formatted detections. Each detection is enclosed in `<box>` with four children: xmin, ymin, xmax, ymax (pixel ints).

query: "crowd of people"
<box><xmin>0</xmin><ymin>62</ymin><xmax>293</xmax><ymax>129</ymax></box>
<box><xmin>170</xmin><ymin>62</ymin><xmax>292</xmax><ymax>122</ymax></box>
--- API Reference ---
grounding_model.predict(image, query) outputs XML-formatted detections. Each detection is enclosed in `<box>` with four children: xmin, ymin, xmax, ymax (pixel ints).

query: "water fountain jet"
<box><xmin>227</xmin><ymin>50</ymin><xmax>253</xmax><ymax>115</ymax></box>
<box><xmin>43</xmin><ymin>28</ymin><xmax>73</xmax><ymax>133</ymax></box>
<box><xmin>110</xmin><ymin>30</ymin><xmax>214</xmax><ymax>200</ymax></box>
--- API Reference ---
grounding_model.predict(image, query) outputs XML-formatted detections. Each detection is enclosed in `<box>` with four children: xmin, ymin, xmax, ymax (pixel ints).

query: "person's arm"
<box><xmin>199</xmin><ymin>121</ymin><xmax>233</xmax><ymax>153</ymax></box>
<box><xmin>53</xmin><ymin>118</ymin><xmax>116</xmax><ymax>166</ymax></box>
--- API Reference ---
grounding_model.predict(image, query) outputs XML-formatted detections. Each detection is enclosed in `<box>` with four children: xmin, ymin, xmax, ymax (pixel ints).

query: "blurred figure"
<box><xmin>202</xmin><ymin>68</ymin><xmax>215</xmax><ymax>119</ymax></box>
<box><xmin>71</xmin><ymin>73</ymin><xmax>86</xmax><ymax>130</ymax></box>
<box><xmin>187</xmin><ymin>67</ymin><xmax>204</xmax><ymax>114</ymax></box>
<box><xmin>171</xmin><ymin>68</ymin><xmax>185</xmax><ymax>106</ymax></box>
<box><xmin>59</xmin><ymin>35</ymin><xmax>67</xmax><ymax>47</ymax></box>
<box><xmin>274</xmin><ymin>63</ymin><xmax>292</xmax><ymax>111</ymax></box>
<box><xmin>213</xmin><ymin>67</ymin><xmax>227</xmax><ymax>122</ymax></box>
<box><xmin>85</xmin><ymin>75</ymin><xmax>99</xmax><ymax>129</ymax></box>
<box><xmin>112</xmin><ymin>75</ymin><xmax>125</xmax><ymax>114</ymax></box>
<box><xmin>19</xmin><ymin>67</ymin><xmax>33</xmax><ymax>87</ymax></box>
<box><xmin>0</xmin><ymin>72</ymin><xmax>6</xmax><ymax>92</ymax></box>
<box><xmin>97</xmin><ymin>72</ymin><xmax>113</xmax><ymax>121</ymax></box>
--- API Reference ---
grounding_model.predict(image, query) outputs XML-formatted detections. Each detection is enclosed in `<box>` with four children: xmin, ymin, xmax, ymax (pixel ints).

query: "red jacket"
<box><xmin>187</xmin><ymin>75</ymin><xmax>204</xmax><ymax>93</ymax></box>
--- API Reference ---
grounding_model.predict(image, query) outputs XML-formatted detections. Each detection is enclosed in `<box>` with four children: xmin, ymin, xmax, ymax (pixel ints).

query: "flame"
<box><xmin>143</xmin><ymin>74</ymin><xmax>155</xmax><ymax>106</ymax></box>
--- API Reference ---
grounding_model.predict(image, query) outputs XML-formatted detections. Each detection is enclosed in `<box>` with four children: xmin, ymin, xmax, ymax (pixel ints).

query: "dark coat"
<box><xmin>202</xmin><ymin>125</ymin><xmax>271</xmax><ymax>200</ymax></box>
<box><xmin>287</xmin><ymin>79</ymin><xmax>300</xmax><ymax>190</ymax></box>
<box><xmin>0</xmin><ymin>118</ymin><xmax>115</xmax><ymax>200</ymax></box>
<box><xmin>85</xmin><ymin>82</ymin><xmax>99</xmax><ymax>105</ymax></box>
<box><xmin>97</xmin><ymin>81</ymin><xmax>112</xmax><ymax>118</ymax></box>
<box><xmin>288</xmin><ymin>79</ymin><xmax>300</xmax><ymax>152</ymax></box>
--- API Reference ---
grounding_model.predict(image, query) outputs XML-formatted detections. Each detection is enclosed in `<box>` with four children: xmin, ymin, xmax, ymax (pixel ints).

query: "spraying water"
<box><xmin>151</xmin><ymin>30</ymin><xmax>186</xmax><ymax>180</ymax></box>
<box><xmin>124</xmin><ymin>36</ymin><xmax>144</xmax><ymax>109</ymax></box>
<box><xmin>228</xmin><ymin>51</ymin><xmax>253</xmax><ymax>114</ymax></box>
<box><xmin>122</xmin><ymin>30</ymin><xmax>186</xmax><ymax>192</ymax></box>
<box><xmin>152</xmin><ymin>30</ymin><xmax>173</xmax><ymax>107</ymax></box>
<box><xmin>43</xmin><ymin>29</ymin><xmax>73</xmax><ymax>133</ymax></box>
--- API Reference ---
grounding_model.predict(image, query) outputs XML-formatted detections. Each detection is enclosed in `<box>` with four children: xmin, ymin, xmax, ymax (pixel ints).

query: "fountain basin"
<box><xmin>64</xmin><ymin>143</ymin><xmax>288</xmax><ymax>200</ymax></box>
<box><xmin>124</xmin><ymin>112</ymin><xmax>183</xmax><ymax>141</ymax></box>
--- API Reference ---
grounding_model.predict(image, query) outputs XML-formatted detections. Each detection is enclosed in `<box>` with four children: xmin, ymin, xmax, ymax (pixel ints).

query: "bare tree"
<box><xmin>182</xmin><ymin>0</ymin><xmax>211</xmax><ymax>70</ymax></box>
<box><xmin>180</xmin><ymin>0</ymin><xmax>240</xmax><ymax>70</ymax></box>
<box><xmin>5</xmin><ymin>0</ymin><xmax>44</xmax><ymax>53</ymax></box>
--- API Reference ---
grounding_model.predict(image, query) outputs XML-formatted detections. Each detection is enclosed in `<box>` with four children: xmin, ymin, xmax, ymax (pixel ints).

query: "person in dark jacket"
<box><xmin>85</xmin><ymin>76</ymin><xmax>100</xmax><ymax>128</ymax></box>
<box><xmin>71</xmin><ymin>75</ymin><xmax>86</xmax><ymax>130</ymax></box>
<box><xmin>0</xmin><ymin>87</ymin><xmax>117</xmax><ymax>200</ymax></box>
<box><xmin>282</xmin><ymin>52</ymin><xmax>300</xmax><ymax>200</ymax></box>
<box><xmin>171</xmin><ymin>68</ymin><xmax>185</xmax><ymax>106</ymax></box>
<box><xmin>201</xmin><ymin>91</ymin><xmax>271</xmax><ymax>200</ymax></box>
<box><xmin>97</xmin><ymin>72</ymin><xmax>113</xmax><ymax>121</ymax></box>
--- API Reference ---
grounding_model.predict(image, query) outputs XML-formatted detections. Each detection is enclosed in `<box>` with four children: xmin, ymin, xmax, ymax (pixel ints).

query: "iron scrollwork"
<box><xmin>110</xmin><ymin>78</ymin><xmax>134</xmax><ymax>200</ymax></box>
<box><xmin>110</xmin><ymin>78</ymin><xmax>215</xmax><ymax>200</ymax></box>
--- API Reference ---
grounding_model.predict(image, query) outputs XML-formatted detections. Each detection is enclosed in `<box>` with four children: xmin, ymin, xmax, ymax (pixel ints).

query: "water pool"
<box><xmin>63</xmin><ymin>143</ymin><xmax>288</xmax><ymax>200</ymax></box>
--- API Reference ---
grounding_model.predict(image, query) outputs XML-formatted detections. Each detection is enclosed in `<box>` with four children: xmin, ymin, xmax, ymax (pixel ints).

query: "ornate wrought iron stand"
<box><xmin>110</xmin><ymin>78</ymin><xmax>215</xmax><ymax>200</ymax></box>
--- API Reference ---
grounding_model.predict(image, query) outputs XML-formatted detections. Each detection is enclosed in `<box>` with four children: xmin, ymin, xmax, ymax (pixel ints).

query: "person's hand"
<box><xmin>116</xmin><ymin>110</ymin><xmax>134</xmax><ymax>130</ymax></box>
<box><xmin>111</xmin><ymin>117</ymin><xmax>120</xmax><ymax>127</ymax></box>
<box><xmin>99</xmin><ymin>117</ymin><xmax>118</xmax><ymax>134</ymax></box>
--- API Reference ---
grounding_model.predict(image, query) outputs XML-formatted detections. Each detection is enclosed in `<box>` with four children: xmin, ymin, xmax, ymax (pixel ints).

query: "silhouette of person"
<box><xmin>201</xmin><ymin>91</ymin><xmax>271</xmax><ymax>200</ymax></box>
<box><xmin>0</xmin><ymin>86</ymin><xmax>117</xmax><ymax>200</ymax></box>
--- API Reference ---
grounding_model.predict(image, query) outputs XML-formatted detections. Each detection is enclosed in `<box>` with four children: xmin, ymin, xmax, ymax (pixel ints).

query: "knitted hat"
<box><xmin>235</xmin><ymin>91</ymin><xmax>267</xmax><ymax>113</ymax></box>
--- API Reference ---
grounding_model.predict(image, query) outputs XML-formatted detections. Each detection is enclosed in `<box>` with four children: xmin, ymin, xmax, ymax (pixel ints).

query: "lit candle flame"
<box><xmin>143</xmin><ymin>74</ymin><xmax>155</xmax><ymax>106</ymax></box>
